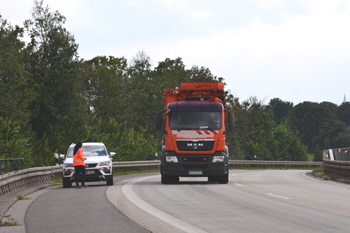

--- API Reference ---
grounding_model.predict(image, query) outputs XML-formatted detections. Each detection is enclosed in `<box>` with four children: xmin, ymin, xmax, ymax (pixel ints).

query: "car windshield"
<box><xmin>67</xmin><ymin>144</ymin><xmax>107</xmax><ymax>158</ymax></box>
<box><xmin>169</xmin><ymin>111</ymin><xmax>222</xmax><ymax>130</ymax></box>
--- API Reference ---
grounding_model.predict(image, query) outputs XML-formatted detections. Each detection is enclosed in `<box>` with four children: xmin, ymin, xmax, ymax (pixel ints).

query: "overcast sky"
<box><xmin>1</xmin><ymin>0</ymin><xmax>349</xmax><ymax>105</ymax></box>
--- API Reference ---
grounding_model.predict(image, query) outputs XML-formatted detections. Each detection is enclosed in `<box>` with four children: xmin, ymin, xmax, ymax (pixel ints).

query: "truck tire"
<box><xmin>63</xmin><ymin>177</ymin><xmax>72</xmax><ymax>188</ymax></box>
<box><xmin>217</xmin><ymin>173</ymin><xmax>229</xmax><ymax>184</ymax></box>
<box><xmin>106</xmin><ymin>175</ymin><xmax>114</xmax><ymax>185</ymax></box>
<box><xmin>161</xmin><ymin>174</ymin><xmax>179</xmax><ymax>184</ymax></box>
<box><xmin>161</xmin><ymin>174</ymin><xmax>171</xmax><ymax>184</ymax></box>
<box><xmin>208</xmin><ymin>176</ymin><xmax>217</xmax><ymax>182</ymax></box>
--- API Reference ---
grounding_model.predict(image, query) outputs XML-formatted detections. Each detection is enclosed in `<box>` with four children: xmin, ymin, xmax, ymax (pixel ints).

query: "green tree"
<box><xmin>313</xmin><ymin>145</ymin><xmax>323</xmax><ymax>162</ymax></box>
<box><xmin>188</xmin><ymin>65</ymin><xmax>222</xmax><ymax>82</ymax></box>
<box><xmin>0</xmin><ymin>16</ymin><xmax>34</xmax><ymax>122</ymax></box>
<box><xmin>334</xmin><ymin>127</ymin><xmax>350</xmax><ymax>148</ymax></box>
<box><xmin>232</xmin><ymin>97</ymin><xmax>275</xmax><ymax>160</ymax></box>
<box><xmin>287</xmin><ymin>101</ymin><xmax>337</xmax><ymax>152</ymax></box>
<box><xmin>81</xmin><ymin>56</ymin><xmax>128</xmax><ymax>122</ymax></box>
<box><xmin>338</xmin><ymin>102</ymin><xmax>350</xmax><ymax>125</ymax></box>
<box><xmin>270</xmin><ymin>124</ymin><xmax>307</xmax><ymax>161</ymax></box>
<box><xmin>24</xmin><ymin>0</ymin><xmax>84</xmax><ymax>159</ymax></box>
<box><xmin>0</xmin><ymin>16</ymin><xmax>34</xmax><ymax>164</ymax></box>
<box><xmin>312</xmin><ymin>119</ymin><xmax>347</xmax><ymax>150</ymax></box>
<box><xmin>125</xmin><ymin>51</ymin><xmax>164</xmax><ymax>132</ymax></box>
<box><xmin>0</xmin><ymin>117</ymin><xmax>33</xmax><ymax>167</ymax></box>
<box><xmin>267</xmin><ymin>98</ymin><xmax>293</xmax><ymax>124</ymax></box>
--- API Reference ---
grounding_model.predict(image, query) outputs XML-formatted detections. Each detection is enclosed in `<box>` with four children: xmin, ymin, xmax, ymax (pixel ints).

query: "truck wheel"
<box><xmin>208</xmin><ymin>176</ymin><xmax>217</xmax><ymax>182</ymax></box>
<box><xmin>161</xmin><ymin>174</ymin><xmax>179</xmax><ymax>184</ymax></box>
<box><xmin>218</xmin><ymin>173</ymin><xmax>229</xmax><ymax>184</ymax></box>
<box><xmin>172</xmin><ymin>176</ymin><xmax>179</xmax><ymax>183</ymax></box>
<box><xmin>161</xmin><ymin>174</ymin><xmax>172</xmax><ymax>184</ymax></box>
<box><xmin>63</xmin><ymin>177</ymin><xmax>72</xmax><ymax>188</ymax></box>
<box><xmin>106</xmin><ymin>175</ymin><xmax>114</xmax><ymax>185</ymax></box>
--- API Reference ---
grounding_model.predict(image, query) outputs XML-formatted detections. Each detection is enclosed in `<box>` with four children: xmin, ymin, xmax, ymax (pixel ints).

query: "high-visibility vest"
<box><xmin>73</xmin><ymin>148</ymin><xmax>86</xmax><ymax>166</ymax></box>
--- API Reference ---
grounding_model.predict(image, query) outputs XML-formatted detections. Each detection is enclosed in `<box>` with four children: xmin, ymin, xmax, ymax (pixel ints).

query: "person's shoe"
<box><xmin>76</xmin><ymin>185</ymin><xmax>81</xmax><ymax>189</ymax></box>
<box><xmin>82</xmin><ymin>185</ymin><xmax>88</xmax><ymax>188</ymax></box>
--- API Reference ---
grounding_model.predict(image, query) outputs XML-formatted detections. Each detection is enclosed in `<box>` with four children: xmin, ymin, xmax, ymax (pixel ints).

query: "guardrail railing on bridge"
<box><xmin>323</xmin><ymin>148</ymin><xmax>350</xmax><ymax>179</ymax></box>
<box><xmin>1</xmin><ymin>160</ymin><xmax>323</xmax><ymax>201</ymax></box>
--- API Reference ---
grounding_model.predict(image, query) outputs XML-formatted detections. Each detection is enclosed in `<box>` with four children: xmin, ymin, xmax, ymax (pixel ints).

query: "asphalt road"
<box><xmin>2</xmin><ymin>170</ymin><xmax>350</xmax><ymax>233</ymax></box>
<box><xmin>110</xmin><ymin>170</ymin><xmax>350</xmax><ymax>233</ymax></box>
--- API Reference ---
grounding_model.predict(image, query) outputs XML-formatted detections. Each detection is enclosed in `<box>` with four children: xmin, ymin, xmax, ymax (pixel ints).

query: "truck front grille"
<box><xmin>176</xmin><ymin>140</ymin><xmax>214</xmax><ymax>151</ymax></box>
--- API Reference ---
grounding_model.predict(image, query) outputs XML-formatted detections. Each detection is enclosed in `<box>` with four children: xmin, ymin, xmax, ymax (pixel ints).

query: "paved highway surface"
<box><xmin>2</xmin><ymin>170</ymin><xmax>350</xmax><ymax>233</ymax></box>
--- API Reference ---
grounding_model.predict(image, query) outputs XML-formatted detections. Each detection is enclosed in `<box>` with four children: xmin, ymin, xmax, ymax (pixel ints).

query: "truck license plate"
<box><xmin>86</xmin><ymin>171</ymin><xmax>94</xmax><ymax>175</ymax></box>
<box><xmin>188</xmin><ymin>171</ymin><xmax>202</xmax><ymax>175</ymax></box>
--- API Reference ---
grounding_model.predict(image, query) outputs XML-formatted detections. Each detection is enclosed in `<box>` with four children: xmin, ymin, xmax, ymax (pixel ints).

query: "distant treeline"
<box><xmin>1</xmin><ymin>1</ymin><xmax>349</xmax><ymax>167</ymax></box>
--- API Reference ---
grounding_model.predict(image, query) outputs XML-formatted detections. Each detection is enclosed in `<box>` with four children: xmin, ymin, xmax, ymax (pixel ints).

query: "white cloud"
<box><xmin>192</xmin><ymin>10</ymin><xmax>213</xmax><ymax>20</ymax></box>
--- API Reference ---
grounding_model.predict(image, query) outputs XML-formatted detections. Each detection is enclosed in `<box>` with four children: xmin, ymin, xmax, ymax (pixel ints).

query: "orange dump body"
<box><xmin>163</xmin><ymin>82</ymin><xmax>226</xmax><ymax>108</ymax></box>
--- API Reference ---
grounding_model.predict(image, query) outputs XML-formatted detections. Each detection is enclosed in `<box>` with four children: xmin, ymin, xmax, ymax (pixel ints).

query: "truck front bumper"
<box><xmin>161</xmin><ymin>152</ymin><xmax>229</xmax><ymax>177</ymax></box>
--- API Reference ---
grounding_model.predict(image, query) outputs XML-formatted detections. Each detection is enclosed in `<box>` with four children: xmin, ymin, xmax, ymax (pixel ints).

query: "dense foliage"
<box><xmin>1</xmin><ymin>1</ymin><xmax>349</xmax><ymax>166</ymax></box>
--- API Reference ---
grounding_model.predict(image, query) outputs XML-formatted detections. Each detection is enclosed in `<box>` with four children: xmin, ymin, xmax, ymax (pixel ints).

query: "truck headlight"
<box><xmin>166</xmin><ymin>156</ymin><xmax>178</xmax><ymax>163</ymax></box>
<box><xmin>64</xmin><ymin>163</ymin><xmax>73</xmax><ymax>168</ymax></box>
<box><xmin>99</xmin><ymin>161</ymin><xmax>111</xmax><ymax>166</ymax></box>
<box><xmin>212</xmin><ymin>156</ymin><xmax>224</xmax><ymax>163</ymax></box>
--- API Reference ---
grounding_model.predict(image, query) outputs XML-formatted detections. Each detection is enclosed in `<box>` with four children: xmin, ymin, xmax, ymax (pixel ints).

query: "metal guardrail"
<box><xmin>0</xmin><ymin>165</ymin><xmax>62</xmax><ymax>198</ymax></box>
<box><xmin>0</xmin><ymin>160</ymin><xmax>323</xmax><ymax>200</ymax></box>
<box><xmin>229</xmin><ymin>160</ymin><xmax>322</xmax><ymax>167</ymax></box>
<box><xmin>324</xmin><ymin>159</ymin><xmax>350</xmax><ymax>178</ymax></box>
<box><xmin>323</xmin><ymin>148</ymin><xmax>350</xmax><ymax>179</ymax></box>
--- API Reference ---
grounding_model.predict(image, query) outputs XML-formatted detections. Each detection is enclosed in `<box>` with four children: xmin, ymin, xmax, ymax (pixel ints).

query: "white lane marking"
<box><xmin>266</xmin><ymin>193</ymin><xmax>292</xmax><ymax>200</ymax></box>
<box><xmin>122</xmin><ymin>176</ymin><xmax>207</xmax><ymax>233</ymax></box>
<box><xmin>234</xmin><ymin>183</ymin><xmax>244</xmax><ymax>187</ymax></box>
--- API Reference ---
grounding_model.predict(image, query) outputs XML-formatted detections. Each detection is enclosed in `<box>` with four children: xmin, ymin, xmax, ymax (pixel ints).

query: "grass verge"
<box><xmin>0</xmin><ymin>215</ymin><xmax>19</xmax><ymax>226</ymax></box>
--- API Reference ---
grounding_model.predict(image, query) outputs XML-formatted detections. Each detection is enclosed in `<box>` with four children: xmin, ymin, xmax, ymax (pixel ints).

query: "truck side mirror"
<box><xmin>156</xmin><ymin>110</ymin><xmax>164</xmax><ymax>130</ymax></box>
<box><xmin>227</xmin><ymin>111</ymin><xmax>235</xmax><ymax>130</ymax></box>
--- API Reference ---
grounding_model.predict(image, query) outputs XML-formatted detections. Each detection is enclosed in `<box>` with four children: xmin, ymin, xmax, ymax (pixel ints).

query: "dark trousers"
<box><xmin>74</xmin><ymin>165</ymin><xmax>86</xmax><ymax>186</ymax></box>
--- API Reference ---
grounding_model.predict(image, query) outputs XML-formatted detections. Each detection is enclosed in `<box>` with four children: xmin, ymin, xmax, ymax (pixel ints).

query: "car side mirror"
<box><xmin>110</xmin><ymin>152</ymin><xmax>116</xmax><ymax>157</ymax></box>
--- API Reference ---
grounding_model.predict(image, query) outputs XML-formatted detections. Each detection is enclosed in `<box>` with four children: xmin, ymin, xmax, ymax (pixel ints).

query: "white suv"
<box><xmin>55</xmin><ymin>142</ymin><xmax>116</xmax><ymax>188</ymax></box>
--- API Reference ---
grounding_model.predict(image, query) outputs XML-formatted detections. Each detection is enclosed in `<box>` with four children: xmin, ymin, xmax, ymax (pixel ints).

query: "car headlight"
<box><xmin>99</xmin><ymin>160</ymin><xmax>111</xmax><ymax>166</ymax></box>
<box><xmin>212</xmin><ymin>156</ymin><xmax>224</xmax><ymax>163</ymax></box>
<box><xmin>64</xmin><ymin>163</ymin><xmax>73</xmax><ymax>168</ymax></box>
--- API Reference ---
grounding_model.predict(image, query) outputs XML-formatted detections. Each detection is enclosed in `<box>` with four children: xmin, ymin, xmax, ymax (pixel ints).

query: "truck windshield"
<box><xmin>169</xmin><ymin>112</ymin><xmax>222</xmax><ymax>130</ymax></box>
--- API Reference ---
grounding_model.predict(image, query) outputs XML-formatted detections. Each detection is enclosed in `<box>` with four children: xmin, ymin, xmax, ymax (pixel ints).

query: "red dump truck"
<box><xmin>156</xmin><ymin>82</ymin><xmax>235</xmax><ymax>184</ymax></box>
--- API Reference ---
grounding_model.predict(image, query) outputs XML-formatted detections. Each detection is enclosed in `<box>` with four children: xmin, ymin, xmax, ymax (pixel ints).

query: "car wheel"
<box><xmin>63</xmin><ymin>177</ymin><xmax>72</xmax><ymax>188</ymax></box>
<box><xmin>106</xmin><ymin>175</ymin><xmax>114</xmax><ymax>185</ymax></box>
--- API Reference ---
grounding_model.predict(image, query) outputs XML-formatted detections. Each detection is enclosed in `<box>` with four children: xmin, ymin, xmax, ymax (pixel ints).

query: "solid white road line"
<box><xmin>122</xmin><ymin>176</ymin><xmax>207</xmax><ymax>233</ymax></box>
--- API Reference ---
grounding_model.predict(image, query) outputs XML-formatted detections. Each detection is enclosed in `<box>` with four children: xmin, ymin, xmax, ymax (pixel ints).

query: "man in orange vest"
<box><xmin>73</xmin><ymin>142</ymin><xmax>87</xmax><ymax>188</ymax></box>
